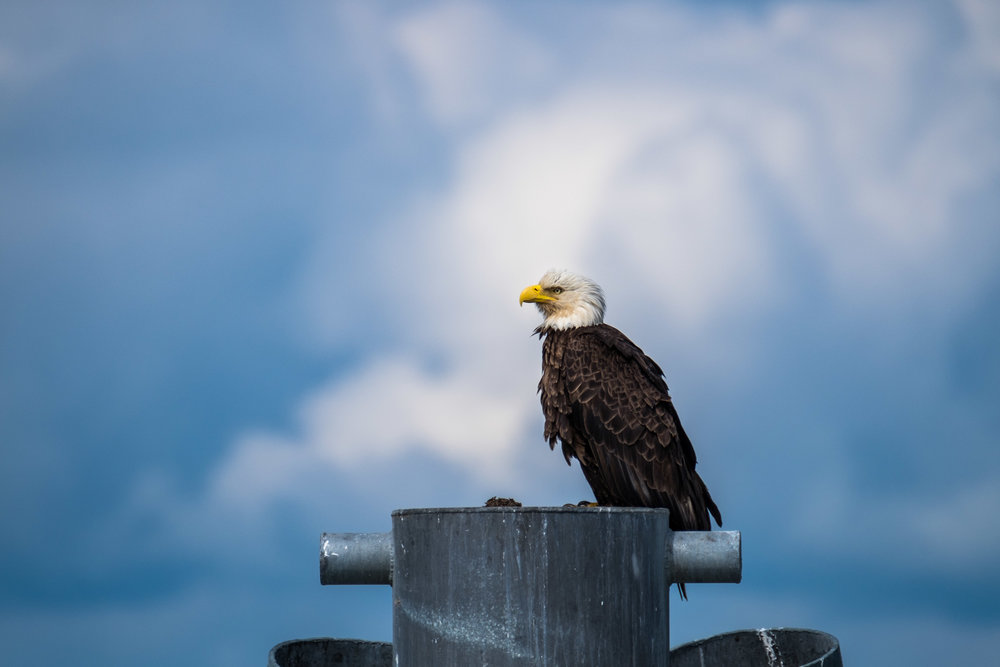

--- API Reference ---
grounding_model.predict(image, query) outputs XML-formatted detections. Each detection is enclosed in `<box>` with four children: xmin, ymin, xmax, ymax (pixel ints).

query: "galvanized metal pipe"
<box><xmin>319</xmin><ymin>508</ymin><xmax>742</xmax><ymax>666</ymax></box>
<box><xmin>669</xmin><ymin>529</ymin><xmax>742</xmax><ymax>583</ymax></box>
<box><xmin>295</xmin><ymin>510</ymin><xmax>849</xmax><ymax>667</ymax></box>
<box><xmin>320</xmin><ymin>531</ymin><xmax>393</xmax><ymax>586</ymax></box>
<box><xmin>319</xmin><ymin>514</ymin><xmax>741</xmax><ymax>587</ymax></box>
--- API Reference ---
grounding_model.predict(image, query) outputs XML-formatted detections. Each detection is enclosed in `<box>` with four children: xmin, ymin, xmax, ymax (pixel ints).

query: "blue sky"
<box><xmin>1</xmin><ymin>0</ymin><xmax>999</xmax><ymax>664</ymax></box>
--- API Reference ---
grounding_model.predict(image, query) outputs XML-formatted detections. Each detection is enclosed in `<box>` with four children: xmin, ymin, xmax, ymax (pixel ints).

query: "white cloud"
<box><xmin>332</xmin><ymin>2</ymin><xmax>408</xmax><ymax>124</ymax></box>
<box><xmin>189</xmin><ymin>0</ymin><xmax>999</xmax><ymax>542</ymax></box>
<box><xmin>207</xmin><ymin>356</ymin><xmax>534</xmax><ymax>515</ymax></box>
<box><xmin>957</xmin><ymin>0</ymin><xmax>1000</xmax><ymax>74</ymax></box>
<box><xmin>393</xmin><ymin>2</ymin><xmax>552</xmax><ymax>125</ymax></box>
<box><xmin>430</xmin><ymin>83</ymin><xmax>783</xmax><ymax>336</ymax></box>
<box><xmin>382</xmin><ymin>0</ymin><xmax>1000</xmax><ymax>333</ymax></box>
<box><xmin>753</xmin><ymin>1</ymin><xmax>999</xmax><ymax>309</ymax></box>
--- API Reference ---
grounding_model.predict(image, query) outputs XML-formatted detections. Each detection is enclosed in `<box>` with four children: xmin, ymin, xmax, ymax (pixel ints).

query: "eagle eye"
<box><xmin>550</xmin><ymin>287</ymin><xmax>564</xmax><ymax>294</ymax></box>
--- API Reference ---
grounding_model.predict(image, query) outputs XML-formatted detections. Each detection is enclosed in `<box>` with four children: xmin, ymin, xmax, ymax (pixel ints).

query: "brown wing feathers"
<box><xmin>540</xmin><ymin>324</ymin><xmax>721</xmax><ymax>532</ymax></box>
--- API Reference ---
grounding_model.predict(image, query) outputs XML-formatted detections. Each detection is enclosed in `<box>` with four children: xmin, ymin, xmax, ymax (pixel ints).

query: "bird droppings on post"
<box><xmin>484</xmin><ymin>496</ymin><xmax>522</xmax><ymax>507</ymax></box>
<box><xmin>758</xmin><ymin>628</ymin><xmax>782</xmax><ymax>667</ymax></box>
<box><xmin>395</xmin><ymin>596</ymin><xmax>532</xmax><ymax>660</ymax></box>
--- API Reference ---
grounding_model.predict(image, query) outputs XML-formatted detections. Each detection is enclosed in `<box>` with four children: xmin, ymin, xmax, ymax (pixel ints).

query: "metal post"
<box><xmin>393</xmin><ymin>507</ymin><xmax>672</xmax><ymax>666</ymax></box>
<box><xmin>321</xmin><ymin>507</ymin><xmax>741</xmax><ymax>667</ymax></box>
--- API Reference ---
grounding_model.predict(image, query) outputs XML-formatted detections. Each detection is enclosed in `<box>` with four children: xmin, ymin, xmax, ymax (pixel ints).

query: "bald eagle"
<box><xmin>520</xmin><ymin>270</ymin><xmax>722</xmax><ymax>592</ymax></box>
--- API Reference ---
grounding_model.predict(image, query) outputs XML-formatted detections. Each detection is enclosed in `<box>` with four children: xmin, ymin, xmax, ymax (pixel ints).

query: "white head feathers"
<box><xmin>521</xmin><ymin>269</ymin><xmax>607</xmax><ymax>330</ymax></box>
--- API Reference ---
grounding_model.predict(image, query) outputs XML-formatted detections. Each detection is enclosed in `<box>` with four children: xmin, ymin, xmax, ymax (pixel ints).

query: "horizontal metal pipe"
<box><xmin>319</xmin><ymin>515</ymin><xmax>742</xmax><ymax>587</ymax></box>
<box><xmin>669</xmin><ymin>530</ymin><xmax>742</xmax><ymax>583</ymax></box>
<box><xmin>320</xmin><ymin>532</ymin><xmax>392</xmax><ymax>586</ymax></box>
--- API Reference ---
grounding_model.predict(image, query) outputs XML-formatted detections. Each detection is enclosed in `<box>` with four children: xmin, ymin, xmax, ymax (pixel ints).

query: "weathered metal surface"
<box><xmin>320</xmin><ymin>531</ymin><xmax>393</xmax><ymax>586</ymax></box>
<box><xmin>317</xmin><ymin>507</ymin><xmax>745</xmax><ymax>666</ymax></box>
<box><xmin>268</xmin><ymin>638</ymin><xmax>393</xmax><ymax>667</ymax></box>
<box><xmin>390</xmin><ymin>506</ymin><xmax>672</xmax><ymax>667</ymax></box>
<box><xmin>319</xmin><ymin>510</ymin><xmax>741</xmax><ymax>589</ymax></box>
<box><xmin>669</xmin><ymin>529</ymin><xmax>742</xmax><ymax>583</ymax></box>
<box><xmin>670</xmin><ymin>628</ymin><xmax>842</xmax><ymax>667</ymax></box>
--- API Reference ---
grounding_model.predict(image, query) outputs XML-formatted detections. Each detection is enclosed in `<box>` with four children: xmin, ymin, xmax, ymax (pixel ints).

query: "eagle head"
<box><xmin>519</xmin><ymin>269</ymin><xmax>606</xmax><ymax>331</ymax></box>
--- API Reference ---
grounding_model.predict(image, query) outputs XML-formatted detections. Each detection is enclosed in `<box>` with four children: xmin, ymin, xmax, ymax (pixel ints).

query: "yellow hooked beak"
<box><xmin>519</xmin><ymin>284</ymin><xmax>556</xmax><ymax>305</ymax></box>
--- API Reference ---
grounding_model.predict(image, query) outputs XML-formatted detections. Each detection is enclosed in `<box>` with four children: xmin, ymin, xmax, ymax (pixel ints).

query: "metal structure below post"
<box><xmin>670</xmin><ymin>628</ymin><xmax>843</xmax><ymax>667</ymax></box>
<box><xmin>267</xmin><ymin>638</ymin><xmax>393</xmax><ymax>667</ymax></box>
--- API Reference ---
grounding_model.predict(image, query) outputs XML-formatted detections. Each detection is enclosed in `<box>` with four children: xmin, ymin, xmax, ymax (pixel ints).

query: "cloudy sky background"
<box><xmin>2</xmin><ymin>0</ymin><xmax>999</xmax><ymax>664</ymax></box>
